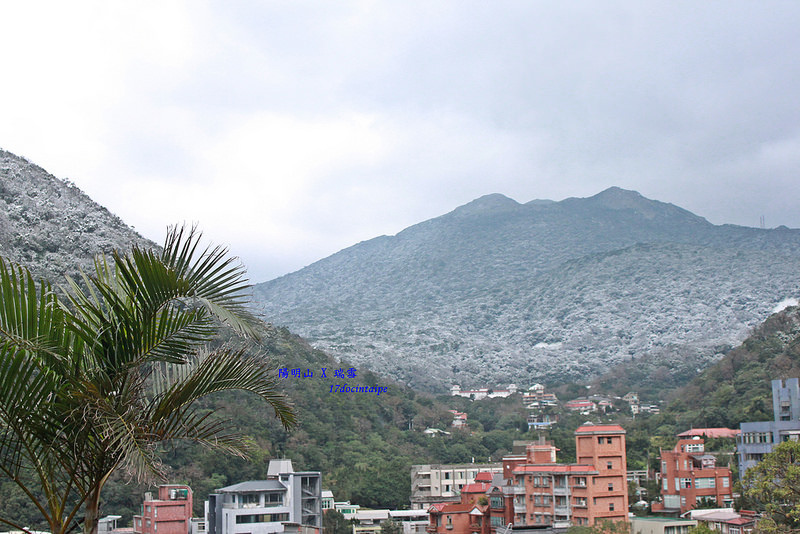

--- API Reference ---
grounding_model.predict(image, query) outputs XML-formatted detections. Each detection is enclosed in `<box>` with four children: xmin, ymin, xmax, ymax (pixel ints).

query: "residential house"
<box><xmin>134</xmin><ymin>485</ymin><xmax>193</xmax><ymax>534</ymax></box>
<box><xmin>411</xmin><ymin>463</ymin><xmax>503</xmax><ymax>510</ymax></box>
<box><xmin>205</xmin><ymin>459</ymin><xmax>321</xmax><ymax>534</ymax></box>
<box><xmin>451</xmin><ymin>385</ymin><xmax>518</xmax><ymax>400</ymax></box>
<box><xmin>449</xmin><ymin>410</ymin><xmax>468</xmax><ymax>428</ymax></box>
<box><xmin>653</xmin><ymin>438</ymin><xmax>733</xmax><ymax>513</ymax></box>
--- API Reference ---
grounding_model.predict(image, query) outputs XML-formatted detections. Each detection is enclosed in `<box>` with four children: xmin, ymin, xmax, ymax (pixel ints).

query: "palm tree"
<box><xmin>0</xmin><ymin>226</ymin><xmax>295</xmax><ymax>534</ymax></box>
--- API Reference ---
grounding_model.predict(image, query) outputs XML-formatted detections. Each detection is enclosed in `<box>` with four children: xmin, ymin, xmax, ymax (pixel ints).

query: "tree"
<box><xmin>323</xmin><ymin>509</ymin><xmax>351</xmax><ymax>534</ymax></box>
<box><xmin>0</xmin><ymin>227</ymin><xmax>295</xmax><ymax>534</ymax></box>
<box><xmin>742</xmin><ymin>440</ymin><xmax>800</xmax><ymax>531</ymax></box>
<box><xmin>381</xmin><ymin>518</ymin><xmax>403</xmax><ymax>534</ymax></box>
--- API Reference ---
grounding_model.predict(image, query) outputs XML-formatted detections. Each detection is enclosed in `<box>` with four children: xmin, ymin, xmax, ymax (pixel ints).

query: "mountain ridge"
<box><xmin>0</xmin><ymin>149</ymin><xmax>153</xmax><ymax>281</ymax></box>
<box><xmin>252</xmin><ymin>188</ymin><xmax>800</xmax><ymax>392</ymax></box>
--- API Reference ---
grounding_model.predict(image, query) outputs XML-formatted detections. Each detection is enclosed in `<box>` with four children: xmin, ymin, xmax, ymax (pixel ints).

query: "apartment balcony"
<box><xmin>552</xmin><ymin>486</ymin><xmax>569</xmax><ymax>496</ymax></box>
<box><xmin>554</xmin><ymin>506</ymin><xmax>570</xmax><ymax>517</ymax></box>
<box><xmin>514</xmin><ymin>504</ymin><xmax>526</xmax><ymax>514</ymax></box>
<box><xmin>469</xmin><ymin>523</ymin><xmax>481</xmax><ymax>532</ymax></box>
<box><xmin>511</xmin><ymin>486</ymin><xmax>526</xmax><ymax>495</ymax></box>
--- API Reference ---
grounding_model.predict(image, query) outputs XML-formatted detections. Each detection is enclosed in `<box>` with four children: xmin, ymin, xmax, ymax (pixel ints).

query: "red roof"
<box><xmin>428</xmin><ymin>503</ymin><xmax>447</xmax><ymax>513</ymax></box>
<box><xmin>462</xmin><ymin>482</ymin><xmax>491</xmax><ymax>493</ymax></box>
<box><xmin>677</xmin><ymin>428</ymin><xmax>740</xmax><ymax>438</ymax></box>
<box><xmin>475</xmin><ymin>472</ymin><xmax>494</xmax><ymax>482</ymax></box>
<box><xmin>437</xmin><ymin>503</ymin><xmax>483</xmax><ymax>514</ymax></box>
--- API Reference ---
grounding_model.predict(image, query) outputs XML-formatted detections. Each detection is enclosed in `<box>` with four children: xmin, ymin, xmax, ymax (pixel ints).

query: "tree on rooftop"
<box><xmin>0</xmin><ymin>226</ymin><xmax>295</xmax><ymax>534</ymax></box>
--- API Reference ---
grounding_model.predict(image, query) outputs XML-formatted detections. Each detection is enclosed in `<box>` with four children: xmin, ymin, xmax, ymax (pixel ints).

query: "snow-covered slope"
<box><xmin>253</xmin><ymin>188</ymin><xmax>800</xmax><ymax>391</ymax></box>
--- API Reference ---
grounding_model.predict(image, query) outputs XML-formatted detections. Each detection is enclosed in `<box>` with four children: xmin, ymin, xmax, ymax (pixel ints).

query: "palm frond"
<box><xmin>150</xmin><ymin>347</ymin><xmax>296</xmax><ymax>430</ymax></box>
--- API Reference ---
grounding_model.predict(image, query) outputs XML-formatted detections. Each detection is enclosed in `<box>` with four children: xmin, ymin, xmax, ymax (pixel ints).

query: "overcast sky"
<box><xmin>1</xmin><ymin>2</ymin><xmax>799</xmax><ymax>282</ymax></box>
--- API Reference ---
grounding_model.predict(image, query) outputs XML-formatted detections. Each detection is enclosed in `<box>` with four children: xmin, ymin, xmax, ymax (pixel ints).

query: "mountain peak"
<box><xmin>451</xmin><ymin>193</ymin><xmax>520</xmax><ymax>216</ymax></box>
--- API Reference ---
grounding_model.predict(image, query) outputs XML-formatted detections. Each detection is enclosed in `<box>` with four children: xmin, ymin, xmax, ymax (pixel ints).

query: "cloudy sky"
<box><xmin>1</xmin><ymin>2</ymin><xmax>799</xmax><ymax>282</ymax></box>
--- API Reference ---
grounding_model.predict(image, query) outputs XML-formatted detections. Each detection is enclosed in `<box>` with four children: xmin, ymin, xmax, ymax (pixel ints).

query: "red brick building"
<box><xmin>654</xmin><ymin>437</ymin><xmax>733</xmax><ymax>513</ymax></box>
<box><xmin>508</xmin><ymin>425</ymin><xmax>628</xmax><ymax>527</ymax></box>
<box><xmin>133</xmin><ymin>485</ymin><xmax>193</xmax><ymax>534</ymax></box>
<box><xmin>429</xmin><ymin>424</ymin><xmax>629</xmax><ymax>534</ymax></box>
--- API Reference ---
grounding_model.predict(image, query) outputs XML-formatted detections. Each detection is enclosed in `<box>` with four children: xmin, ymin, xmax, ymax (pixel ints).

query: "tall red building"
<box><xmin>509</xmin><ymin>425</ymin><xmax>628</xmax><ymax>527</ymax></box>
<box><xmin>428</xmin><ymin>424</ymin><xmax>629</xmax><ymax>534</ymax></box>
<box><xmin>654</xmin><ymin>437</ymin><xmax>733</xmax><ymax>513</ymax></box>
<box><xmin>133</xmin><ymin>485</ymin><xmax>193</xmax><ymax>534</ymax></box>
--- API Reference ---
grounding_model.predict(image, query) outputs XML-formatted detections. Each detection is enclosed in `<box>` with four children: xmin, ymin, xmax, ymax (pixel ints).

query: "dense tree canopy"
<box><xmin>742</xmin><ymin>440</ymin><xmax>800</xmax><ymax>531</ymax></box>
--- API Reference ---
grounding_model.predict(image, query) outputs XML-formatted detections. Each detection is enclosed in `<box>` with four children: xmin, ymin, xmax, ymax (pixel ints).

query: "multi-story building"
<box><xmin>133</xmin><ymin>485</ymin><xmax>193</xmax><ymax>534</ymax></box>
<box><xmin>505</xmin><ymin>424</ymin><xmax>629</xmax><ymax>528</ymax></box>
<box><xmin>655</xmin><ymin>437</ymin><xmax>733</xmax><ymax>513</ymax></box>
<box><xmin>410</xmin><ymin>463</ymin><xmax>503</xmax><ymax>510</ymax></box>
<box><xmin>428</xmin><ymin>426</ymin><xmax>629</xmax><ymax>534</ymax></box>
<box><xmin>205</xmin><ymin>459</ymin><xmax>321</xmax><ymax>534</ymax></box>
<box><xmin>738</xmin><ymin>378</ymin><xmax>800</xmax><ymax>476</ymax></box>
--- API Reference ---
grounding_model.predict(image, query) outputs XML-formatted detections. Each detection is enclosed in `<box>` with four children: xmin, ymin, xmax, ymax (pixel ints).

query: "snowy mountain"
<box><xmin>252</xmin><ymin>188</ymin><xmax>800</xmax><ymax>391</ymax></box>
<box><xmin>0</xmin><ymin>149</ymin><xmax>151</xmax><ymax>281</ymax></box>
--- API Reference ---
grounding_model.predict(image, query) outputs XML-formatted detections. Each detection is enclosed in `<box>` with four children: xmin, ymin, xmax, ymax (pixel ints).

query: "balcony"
<box><xmin>514</xmin><ymin>504</ymin><xmax>526</xmax><ymax>514</ymax></box>
<box><xmin>552</xmin><ymin>486</ymin><xmax>569</xmax><ymax>496</ymax></box>
<box><xmin>554</xmin><ymin>506</ymin><xmax>570</xmax><ymax>516</ymax></box>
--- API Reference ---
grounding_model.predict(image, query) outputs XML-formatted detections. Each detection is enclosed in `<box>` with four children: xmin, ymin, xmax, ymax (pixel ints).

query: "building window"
<box><xmin>607</xmin><ymin>461</ymin><xmax>613</xmax><ymax>470</ymax></box>
<box><xmin>608</xmin><ymin>483</ymin><xmax>613</xmax><ymax>491</ymax></box>
<box><xmin>444</xmin><ymin>472</ymin><xmax>451</xmax><ymax>480</ymax></box>
<box><xmin>609</xmin><ymin>503</ymin><xmax>615</xmax><ymax>511</ymax></box>
<box><xmin>236</xmin><ymin>513</ymin><xmax>290</xmax><ymax>524</ymax></box>
<box><xmin>242</xmin><ymin>493</ymin><xmax>260</xmax><ymax>507</ymax></box>
<box><xmin>695</xmin><ymin>478</ymin><xmax>715</xmax><ymax>489</ymax></box>
<box><xmin>680</xmin><ymin>478</ymin><xmax>692</xmax><ymax>489</ymax></box>
<box><xmin>722</xmin><ymin>477</ymin><xmax>729</xmax><ymax>488</ymax></box>
<box><xmin>663</xmin><ymin>479</ymin><xmax>668</xmax><ymax>491</ymax></box>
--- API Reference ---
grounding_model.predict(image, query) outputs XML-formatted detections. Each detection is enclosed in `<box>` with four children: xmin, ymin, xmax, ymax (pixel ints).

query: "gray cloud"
<box><xmin>1</xmin><ymin>1</ymin><xmax>799</xmax><ymax>281</ymax></box>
